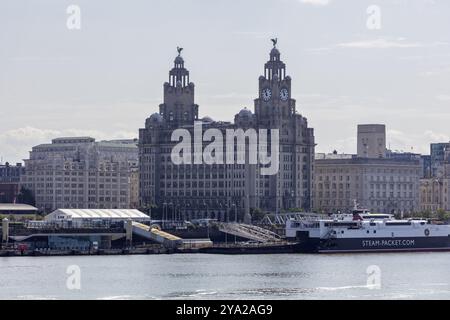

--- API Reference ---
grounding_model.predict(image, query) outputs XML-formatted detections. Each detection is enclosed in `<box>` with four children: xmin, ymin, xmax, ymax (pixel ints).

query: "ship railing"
<box><xmin>323</xmin><ymin>229</ymin><xmax>336</xmax><ymax>239</ymax></box>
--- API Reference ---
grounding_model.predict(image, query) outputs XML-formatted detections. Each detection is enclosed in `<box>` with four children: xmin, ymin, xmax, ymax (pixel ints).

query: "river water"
<box><xmin>1</xmin><ymin>253</ymin><xmax>449</xmax><ymax>300</ymax></box>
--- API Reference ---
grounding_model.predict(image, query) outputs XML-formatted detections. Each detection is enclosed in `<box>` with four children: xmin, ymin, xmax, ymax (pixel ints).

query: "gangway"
<box><xmin>132</xmin><ymin>222</ymin><xmax>183</xmax><ymax>249</ymax></box>
<box><xmin>217</xmin><ymin>223</ymin><xmax>282</xmax><ymax>243</ymax></box>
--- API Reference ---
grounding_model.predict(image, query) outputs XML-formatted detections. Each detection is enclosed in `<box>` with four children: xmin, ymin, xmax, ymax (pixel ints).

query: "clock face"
<box><xmin>261</xmin><ymin>88</ymin><xmax>272</xmax><ymax>101</ymax></box>
<box><xmin>280</xmin><ymin>88</ymin><xmax>289</xmax><ymax>101</ymax></box>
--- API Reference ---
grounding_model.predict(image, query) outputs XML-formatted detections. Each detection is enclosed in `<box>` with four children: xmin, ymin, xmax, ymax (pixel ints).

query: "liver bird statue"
<box><xmin>271</xmin><ymin>38</ymin><xmax>278</xmax><ymax>48</ymax></box>
<box><xmin>177</xmin><ymin>46</ymin><xmax>183</xmax><ymax>56</ymax></box>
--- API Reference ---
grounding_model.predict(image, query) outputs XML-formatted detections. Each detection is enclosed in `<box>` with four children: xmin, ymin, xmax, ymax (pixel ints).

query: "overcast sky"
<box><xmin>1</xmin><ymin>0</ymin><xmax>449</xmax><ymax>163</ymax></box>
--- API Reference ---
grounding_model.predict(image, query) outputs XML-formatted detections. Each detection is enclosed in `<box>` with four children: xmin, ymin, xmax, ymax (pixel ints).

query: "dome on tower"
<box><xmin>238</xmin><ymin>108</ymin><xmax>253</xmax><ymax>118</ymax></box>
<box><xmin>174</xmin><ymin>55</ymin><xmax>184</xmax><ymax>65</ymax></box>
<box><xmin>201</xmin><ymin>116</ymin><xmax>214</xmax><ymax>123</ymax></box>
<box><xmin>270</xmin><ymin>47</ymin><xmax>280</xmax><ymax>56</ymax></box>
<box><xmin>149</xmin><ymin>113</ymin><xmax>163</xmax><ymax>123</ymax></box>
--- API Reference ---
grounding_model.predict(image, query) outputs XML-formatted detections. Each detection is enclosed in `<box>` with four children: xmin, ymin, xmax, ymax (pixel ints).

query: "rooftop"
<box><xmin>0</xmin><ymin>203</ymin><xmax>38</xmax><ymax>212</ymax></box>
<box><xmin>45</xmin><ymin>209</ymin><xmax>150</xmax><ymax>220</ymax></box>
<box><xmin>315</xmin><ymin>157</ymin><xmax>421</xmax><ymax>166</ymax></box>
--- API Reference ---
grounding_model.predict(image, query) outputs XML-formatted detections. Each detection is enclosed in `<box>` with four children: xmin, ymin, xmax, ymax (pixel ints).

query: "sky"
<box><xmin>1</xmin><ymin>0</ymin><xmax>449</xmax><ymax>164</ymax></box>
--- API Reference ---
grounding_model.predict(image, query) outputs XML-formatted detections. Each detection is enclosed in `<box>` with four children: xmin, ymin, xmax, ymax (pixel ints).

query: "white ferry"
<box><xmin>286</xmin><ymin>209</ymin><xmax>450</xmax><ymax>253</ymax></box>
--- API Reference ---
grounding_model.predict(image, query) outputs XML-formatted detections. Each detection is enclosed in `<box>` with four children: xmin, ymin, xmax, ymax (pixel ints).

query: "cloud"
<box><xmin>299</xmin><ymin>0</ymin><xmax>331</xmax><ymax>6</ymax></box>
<box><xmin>0</xmin><ymin>127</ymin><xmax>136</xmax><ymax>164</ymax></box>
<box><xmin>337</xmin><ymin>38</ymin><xmax>448</xmax><ymax>49</ymax></box>
<box><xmin>423</xmin><ymin>130</ymin><xmax>450</xmax><ymax>143</ymax></box>
<box><xmin>338</xmin><ymin>39</ymin><xmax>421</xmax><ymax>49</ymax></box>
<box><xmin>436</xmin><ymin>95</ymin><xmax>450</xmax><ymax>102</ymax></box>
<box><xmin>233</xmin><ymin>31</ymin><xmax>273</xmax><ymax>39</ymax></box>
<box><xmin>386</xmin><ymin>129</ymin><xmax>449</xmax><ymax>154</ymax></box>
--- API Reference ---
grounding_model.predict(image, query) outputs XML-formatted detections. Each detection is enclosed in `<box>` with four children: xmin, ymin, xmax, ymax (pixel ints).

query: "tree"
<box><xmin>436</xmin><ymin>209</ymin><xmax>450</xmax><ymax>221</ymax></box>
<box><xmin>250</xmin><ymin>208</ymin><xmax>266</xmax><ymax>223</ymax></box>
<box><xmin>16</xmin><ymin>187</ymin><xmax>35</xmax><ymax>206</ymax></box>
<box><xmin>419</xmin><ymin>210</ymin><xmax>432</xmax><ymax>219</ymax></box>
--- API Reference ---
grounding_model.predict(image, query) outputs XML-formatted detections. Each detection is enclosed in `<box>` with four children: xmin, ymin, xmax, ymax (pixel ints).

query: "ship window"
<box><xmin>341</xmin><ymin>231</ymin><xmax>344</xmax><ymax>234</ymax></box>
<box><xmin>373</xmin><ymin>230</ymin><xmax>377</xmax><ymax>234</ymax></box>
<box><xmin>367</xmin><ymin>230</ymin><xmax>370</xmax><ymax>234</ymax></box>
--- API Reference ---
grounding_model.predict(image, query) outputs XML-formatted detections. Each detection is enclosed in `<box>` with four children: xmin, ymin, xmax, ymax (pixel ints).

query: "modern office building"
<box><xmin>0</xmin><ymin>162</ymin><xmax>24</xmax><ymax>203</ymax></box>
<box><xmin>139</xmin><ymin>44</ymin><xmax>315</xmax><ymax>220</ymax></box>
<box><xmin>21</xmin><ymin>137</ymin><xmax>138</xmax><ymax>213</ymax></box>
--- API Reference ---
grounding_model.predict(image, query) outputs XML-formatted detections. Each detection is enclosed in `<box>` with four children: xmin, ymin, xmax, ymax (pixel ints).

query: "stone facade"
<box><xmin>419</xmin><ymin>178</ymin><xmax>443</xmax><ymax>212</ymax></box>
<box><xmin>21</xmin><ymin>137</ymin><xmax>138</xmax><ymax>212</ymax></box>
<box><xmin>314</xmin><ymin>157</ymin><xmax>421</xmax><ymax>214</ymax></box>
<box><xmin>129</xmin><ymin>166</ymin><xmax>139</xmax><ymax>209</ymax></box>
<box><xmin>418</xmin><ymin>144</ymin><xmax>450</xmax><ymax>213</ymax></box>
<box><xmin>430</xmin><ymin>143</ymin><xmax>450</xmax><ymax>177</ymax></box>
<box><xmin>139</xmin><ymin>45</ymin><xmax>315</xmax><ymax>219</ymax></box>
<box><xmin>357</xmin><ymin>124</ymin><xmax>386</xmax><ymax>159</ymax></box>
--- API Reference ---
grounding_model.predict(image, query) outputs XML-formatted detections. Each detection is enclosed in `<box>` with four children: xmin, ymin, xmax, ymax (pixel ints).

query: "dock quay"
<box><xmin>0</xmin><ymin>209</ymin><xmax>297</xmax><ymax>256</ymax></box>
<box><xmin>0</xmin><ymin>244</ymin><xmax>173</xmax><ymax>257</ymax></box>
<box><xmin>197</xmin><ymin>241</ymin><xmax>298</xmax><ymax>254</ymax></box>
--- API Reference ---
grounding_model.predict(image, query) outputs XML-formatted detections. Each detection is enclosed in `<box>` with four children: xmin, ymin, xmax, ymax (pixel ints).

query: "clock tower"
<box><xmin>255</xmin><ymin>41</ymin><xmax>296</xmax><ymax>128</ymax></box>
<box><xmin>159</xmin><ymin>48</ymin><xmax>199</xmax><ymax>126</ymax></box>
<box><xmin>253</xmin><ymin>40</ymin><xmax>315</xmax><ymax>213</ymax></box>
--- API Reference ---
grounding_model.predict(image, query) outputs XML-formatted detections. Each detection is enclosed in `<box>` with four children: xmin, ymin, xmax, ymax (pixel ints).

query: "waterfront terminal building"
<box><xmin>139</xmin><ymin>45</ymin><xmax>315</xmax><ymax>220</ymax></box>
<box><xmin>21</xmin><ymin>137</ymin><xmax>139</xmax><ymax>213</ymax></box>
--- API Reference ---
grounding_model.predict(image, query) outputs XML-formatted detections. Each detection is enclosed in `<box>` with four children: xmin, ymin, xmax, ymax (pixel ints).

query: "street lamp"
<box><xmin>232</xmin><ymin>203</ymin><xmax>237</xmax><ymax>223</ymax></box>
<box><xmin>185</xmin><ymin>202</ymin><xmax>190</xmax><ymax>222</ymax></box>
<box><xmin>162</xmin><ymin>202</ymin><xmax>167</xmax><ymax>229</ymax></box>
<box><xmin>169</xmin><ymin>202</ymin><xmax>173</xmax><ymax>227</ymax></box>
<box><xmin>224</xmin><ymin>204</ymin><xmax>229</xmax><ymax>245</ymax></box>
<box><xmin>231</xmin><ymin>203</ymin><xmax>237</xmax><ymax>244</ymax></box>
<box><xmin>203</xmin><ymin>201</ymin><xmax>210</xmax><ymax>239</ymax></box>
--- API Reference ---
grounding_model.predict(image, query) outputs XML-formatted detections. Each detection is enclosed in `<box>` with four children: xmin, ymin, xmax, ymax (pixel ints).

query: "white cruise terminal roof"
<box><xmin>45</xmin><ymin>209</ymin><xmax>150</xmax><ymax>221</ymax></box>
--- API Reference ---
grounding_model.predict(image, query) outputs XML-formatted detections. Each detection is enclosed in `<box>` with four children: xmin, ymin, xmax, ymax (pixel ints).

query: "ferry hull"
<box><xmin>296</xmin><ymin>236</ymin><xmax>450</xmax><ymax>254</ymax></box>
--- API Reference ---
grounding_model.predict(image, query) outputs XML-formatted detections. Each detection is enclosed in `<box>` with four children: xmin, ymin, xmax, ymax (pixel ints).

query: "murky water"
<box><xmin>1</xmin><ymin>253</ymin><xmax>449</xmax><ymax>299</ymax></box>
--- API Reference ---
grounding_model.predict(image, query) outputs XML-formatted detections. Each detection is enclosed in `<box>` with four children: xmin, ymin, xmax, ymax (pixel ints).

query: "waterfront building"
<box><xmin>0</xmin><ymin>203</ymin><xmax>38</xmax><ymax>215</ymax></box>
<box><xmin>0</xmin><ymin>183</ymin><xmax>20</xmax><ymax>204</ymax></box>
<box><xmin>387</xmin><ymin>151</ymin><xmax>429</xmax><ymax>179</ymax></box>
<box><xmin>357</xmin><ymin>124</ymin><xmax>386</xmax><ymax>159</ymax></box>
<box><xmin>419</xmin><ymin>178</ymin><xmax>444</xmax><ymax>212</ymax></box>
<box><xmin>421</xmin><ymin>155</ymin><xmax>432</xmax><ymax>178</ymax></box>
<box><xmin>314</xmin><ymin>125</ymin><xmax>421</xmax><ymax>215</ymax></box>
<box><xmin>0</xmin><ymin>162</ymin><xmax>24</xmax><ymax>203</ymax></box>
<box><xmin>430</xmin><ymin>142</ymin><xmax>450</xmax><ymax>177</ymax></box>
<box><xmin>44</xmin><ymin>208</ymin><xmax>150</xmax><ymax>225</ymax></box>
<box><xmin>315</xmin><ymin>152</ymin><xmax>353</xmax><ymax>160</ymax></box>
<box><xmin>129</xmin><ymin>166</ymin><xmax>140</xmax><ymax>209</ymax></box>
<box><xmin>21</xmin><ymin>137</ymin><xmax>138</xmax><ymax>213</ymax></box>
<box><xmin>139</xmin><ymin>44</ymin><xmax>315</xmax><ymax>220</ymax></box>
<box><xmin>442</xmin><ymin>145</ymin><xmax>450</xmax><ymax>211</ymax></box>
<box><xmin>417</xmin><ymin>145</ymin><xmax>450</xmax><ymax>213</ymax></box>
